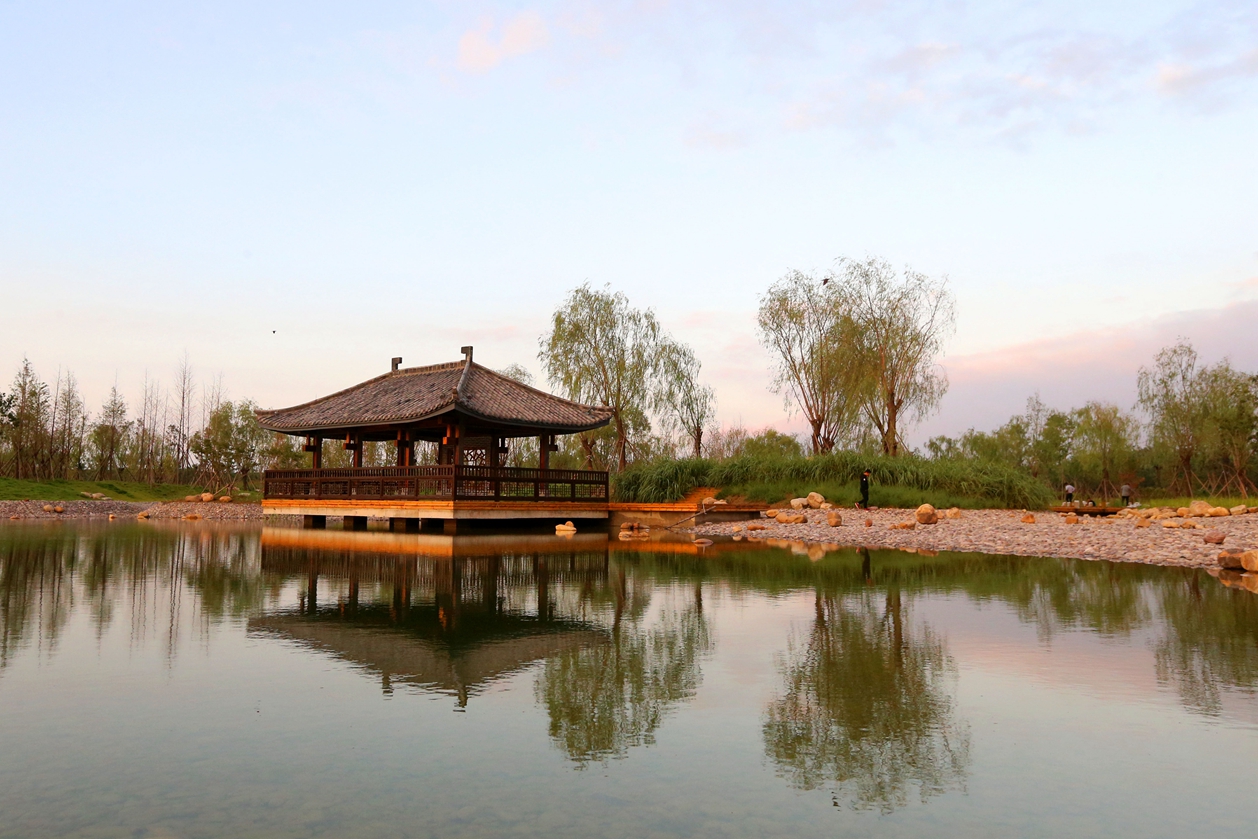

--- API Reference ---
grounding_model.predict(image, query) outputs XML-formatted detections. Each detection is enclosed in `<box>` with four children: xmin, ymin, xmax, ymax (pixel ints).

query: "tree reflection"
<box><xmin>763</xmin><ymin>587</ymin><xmax>970</xmax><ymax>813</ymax></box>
<box><xmin>1153</xmin><ymin>570</ymin><xmax>1258</xmax><ymax>716</ymax></box>
<box><xmin>534</xmin><ymin>576</ymin><xmax>712</xmax><ymax>765</ymax></box>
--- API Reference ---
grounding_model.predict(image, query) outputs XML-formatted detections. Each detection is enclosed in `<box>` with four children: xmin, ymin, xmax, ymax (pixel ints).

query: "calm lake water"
<box><xmin>2</xmin><ymin>522</ymin><xmax>1256</xmax><ymax>839</ymax></box>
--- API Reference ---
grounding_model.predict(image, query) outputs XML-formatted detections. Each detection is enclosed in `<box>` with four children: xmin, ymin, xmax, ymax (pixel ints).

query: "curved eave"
<box><xmin>257</xmin><ymin>404</ymin><xmax>612</xmax><ymax>437</ymax></box>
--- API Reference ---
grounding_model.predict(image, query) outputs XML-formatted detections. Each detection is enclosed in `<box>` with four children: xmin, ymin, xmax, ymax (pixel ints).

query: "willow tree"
<box><xmin>757</xmin><ymin>270</ymin><xmax>864</xmax><ymax>455</ymax></box>
<box><xmin>833</xmin><ymin>257</ymin><xmax>955</xmax><ymax>456</ymax></box>
<box><xmin>1072</xmin><ymin>401</ymin><xmax>1138</xmax><ymax>502</ymax></box>
<box><xmin>1137</xmin><ymin>341</ymin><xmax>1208</xmax><ymax>495</ymax></box>
<box><xmin>540</xmin><ymin>284</ymin><xmax>664</xmax><ymax>471</ymax></box>
<box><xmin>657</xmin><ymin>339</ymin><xmax>716</xmax><ymax>458</ymax></box>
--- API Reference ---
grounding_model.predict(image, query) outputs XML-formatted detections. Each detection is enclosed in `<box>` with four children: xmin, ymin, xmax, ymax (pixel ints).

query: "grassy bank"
<box><xmin>0</xmin><ymin>478</ymin><xmax>210</xmax><ymax>503</ymax></box>
<box><xmin>612</xmin><ymin>452</ymin><xmax>1056</xmax><ymax>510</ymax></box>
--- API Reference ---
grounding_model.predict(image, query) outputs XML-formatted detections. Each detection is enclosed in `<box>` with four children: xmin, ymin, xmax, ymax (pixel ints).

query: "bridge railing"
<box><xmin>262</xmin><ymin>465</ymin><xmax>609</xmax><ymax>503</ymax></box>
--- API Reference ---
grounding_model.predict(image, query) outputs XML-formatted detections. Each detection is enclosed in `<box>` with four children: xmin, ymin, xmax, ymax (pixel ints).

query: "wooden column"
<box><xmin>538</xmin><ymin>435</ymin><xmax>550</xmax><ymax>470</ymax></box>
<box><xmin>396</xmin><ymin>430</ymin><xmax>412</xmax><ymax>467</ymax></box>
<box><xmin>305</xmin><ymin>437</ymin><xmax>322</xmax><ymax>469</ymax></box>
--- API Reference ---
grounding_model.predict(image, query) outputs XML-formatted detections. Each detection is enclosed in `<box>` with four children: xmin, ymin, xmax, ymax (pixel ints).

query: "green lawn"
<box><xmin>0</xmin><ymin>478</ymin><xmax>211</xmax><ymax>502</ymax></box>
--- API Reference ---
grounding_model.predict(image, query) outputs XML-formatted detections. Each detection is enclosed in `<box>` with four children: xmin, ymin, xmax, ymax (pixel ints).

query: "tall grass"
<box><xmin>612</xmin><ymin>452</ymin><xmax>1056</xmax><ymax>510</ymax></box>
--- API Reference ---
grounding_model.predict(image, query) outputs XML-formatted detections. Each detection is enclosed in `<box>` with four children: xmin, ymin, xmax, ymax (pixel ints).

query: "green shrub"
<box><xmin>612</xmin><ymin>452</ymin><xmax>1054</xmax><ymax>509</ymax></box>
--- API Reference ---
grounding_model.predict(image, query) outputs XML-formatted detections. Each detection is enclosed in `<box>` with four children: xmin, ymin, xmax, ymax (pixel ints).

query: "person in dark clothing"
<box><xmin>859</xmin><ymin>469</ymin><xmax>871</xmax><ymax>509</ymax></box>
<box><xmin>1121</xmin><ymin>483</ymin><xmax>1131</xmax><ymax>507</ymax></box>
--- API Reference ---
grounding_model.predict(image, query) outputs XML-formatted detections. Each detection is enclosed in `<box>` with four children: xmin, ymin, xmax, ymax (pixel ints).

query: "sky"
<box><xmin>1</xmin><ymin>1</ymin><xmax>1256</xmax><ymax>446</ymax></box>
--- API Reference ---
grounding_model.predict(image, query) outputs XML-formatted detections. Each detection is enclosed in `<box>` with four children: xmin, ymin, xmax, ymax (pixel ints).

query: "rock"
<box><xmin>81</xmin><ymin>492</ymin><xmax>92</xmax><ymax>498</ymax></box>
<box><xmin>777</xmin><ymin>513</ymin><xmax>807</xmax><ymax>524</ymax></box>
<box><xmin>789</xmin><ymin>497</ymin><xmax>808</xmax><ymax>510</ymax></box>
<box><xmin>42</xmin><ymin>505</ymin><xmax>53</xmax><ymax>513</ymax></box>
<box><xmin>185</xmin><ymin>495</ymin><xmax>197</xmax><ymax>502</ymax></box>
<box><xmin>620</xmin><ymin>521</ymin><xmax>636</xmax><ymax>530</ymax></box>
<box><xmin>1218</xmin><ymin>550</ymin><xmax>1251</xmax><ymax>570</ymax></box>
<box><xmin>91</xmin><ymin>493</ymin><xmax>103</xmax><ymax>500</ymax></box>
<box><xmin>1135</xmin><ymin>518</ymin><xmax>1151</xmax><ymax>528</ymax></box>
<box><xmin>108</xmin><ymin>514</ymin><xmax>116</xmax><ymax>521</ymax></box>
<box><xmin>1177</xmin><ymin>507</ymin><xmax>1191</xmax><ymax>518</ymax></box>
<box><xmin>747</xmin><ymin>523</ymin><xmax>766</xmax><ymax>531</ymax></box>
<box><xmin>1208</xmin><ymin>507</ymin><xmax>1231</xmax><ymax>517</ymax></box>
<box><xmin>1021</xmin><ymin>514</ymin><xmax>1036</xmax><ymax>524</ymax></box>
<box><xmin>806</xmin><ymin>492</ymin><xmax>825</xmax><ymax>509</ymax></box>
<box><xmin>1230</xmin><ymin>505</ymin><xmax>1248</xmax><ymax>516</ymax></box>
<box><xmin>915</xmin><ymin>504</ymin><xmax>938</xmax><ymax>525</ymax></box>
<box><xmin>1204</xmin><ymin>530</ymin><xmax>1226</xmax><ymax>545</ymax></box>
<box><xmin>766</xmin><ymin>509</ymin><xmax>780</xmax><ymax>518</ymax></box>
<box><xmin>945</xmin><ymin>507</ymin><xmax>963</xmax><ymax>519</ymax></box>
<box><xmin>182</xmin><ymin>513</ymin><xmax>201</xmax><ymax>521</ymax></box>
<box><xmin>701</xmin><ymin>496</ymin><xmax>718</xmax><ymax>506</ymax></box>
<box><xmin>1188</xmin><ymin>500</ymin><xmax>1213</xmax><ymax>517</ymax></box>
<box><xmin>53</xmin><ymin>506</ymin><xmax>64</xmax><ymax>513</ymax></box>
<box><xmin>890</xmin><ymin>521</ymin><xmax>916</xmax><ymax>530</ymax></box>
<box><xmin>200</xmin><ymin>492</ymin><xmax>214</xmax><ymax>503</ymax></box>
<box><xmin>1249</xmin><ymin>507</ymin><xmax>1258</xmax><ymax>515</ymax></box>
<box><xmin>1064</xmin><ymin>514</ymin><xmax>1079</xmax><ymax>524</ymax></box>
<box><xmin>819</xmin><ymin>502</ymin><xmax>834</xmax><ymax>510</ymax></box>
<box><xmin>1162</xmin><ymin>521</ymin><xmax>1179</xmax><ymax>529</ymax></box>
<box><xmin>826</xmin><ymin>511</ymin><xmax>843</xmax><ymax>527</ymax></box>
<box><xmin>1243</xmin><ymin>553</ymin><xmax>1258</xmax><ymax>574</ymax></box>
<box><xmin>136</xmin><ymin>511</ymin><xmax>149</xmax><ymax>520</ymax></box>
<box><xmin>218</xmin><ymin>496</ymin><xmax>232</xmax><ymax>503</ymax></box>
<box><xmin>864</xmin><ymin>519</ymin><xmax>873</xmax><ymax>528</ymax></box>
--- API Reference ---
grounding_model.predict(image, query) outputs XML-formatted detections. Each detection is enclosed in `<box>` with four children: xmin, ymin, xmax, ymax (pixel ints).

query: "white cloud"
<box><xmin>457</xmin><ymin>11</ymin><xmax>551</xmax><ymax>74</ymax></box>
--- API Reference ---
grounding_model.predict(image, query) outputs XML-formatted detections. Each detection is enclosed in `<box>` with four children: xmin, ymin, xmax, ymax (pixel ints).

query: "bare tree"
<box><xmin>832</xmin><ymin>257</ymin><xmax>955</xmax><ymax>455</ymax></box>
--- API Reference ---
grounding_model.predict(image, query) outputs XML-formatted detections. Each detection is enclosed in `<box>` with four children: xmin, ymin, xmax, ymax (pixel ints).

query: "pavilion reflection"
<box><xmin>250</xmin><ymin>528</ymin><xmax>616</xmax><ymax>706</ymax></box>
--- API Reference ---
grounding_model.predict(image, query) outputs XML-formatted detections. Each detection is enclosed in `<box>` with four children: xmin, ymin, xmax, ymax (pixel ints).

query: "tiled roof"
<box><xmin>257</xmin><ymin>360</ymin><xmax>611</xmax><ymax>434</ymax></box>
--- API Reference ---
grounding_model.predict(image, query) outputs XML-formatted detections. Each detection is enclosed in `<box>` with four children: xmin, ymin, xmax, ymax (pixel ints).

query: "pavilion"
<box><xmin>258</xmin><ymin>347</ymin><xmax>614</xmax><ymax>531</ymax></box>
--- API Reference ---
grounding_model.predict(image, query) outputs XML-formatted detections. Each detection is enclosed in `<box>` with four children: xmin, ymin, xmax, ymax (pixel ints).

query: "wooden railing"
<box><xmin>263</xmin><ymin>465</ymin><xmax>609</xmax><ymax>503</ymax></box>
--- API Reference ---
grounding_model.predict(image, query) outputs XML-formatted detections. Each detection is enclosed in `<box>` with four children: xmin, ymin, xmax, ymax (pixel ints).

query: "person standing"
<box><xmin>859</xmin><ymin>469</ymin><xmax>871</xmax><ymax>509</ymax></box>
<box><xmin>1121</xmin><ymin>483</ymin><xmax>1131</xmax><ymax>507</ymax></box>
<box><xmin>1064</xmin><ymin>483</ymin><xmax>1075</xmax><ymax>505</ymax></box>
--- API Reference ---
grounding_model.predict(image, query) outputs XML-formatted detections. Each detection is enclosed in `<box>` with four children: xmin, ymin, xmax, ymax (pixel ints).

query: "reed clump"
<box><xmin>612</xmin><ymin>452</ymin><xmax>1055</xmax><ymax>510</ymax></box>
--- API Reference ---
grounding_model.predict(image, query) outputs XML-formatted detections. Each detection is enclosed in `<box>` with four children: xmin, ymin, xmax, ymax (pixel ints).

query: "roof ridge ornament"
<box><xmin>391</xmin><ymin>357</ymin><xmax>402</xmax><ymax>372</ymax></box>
<box><xmin>455</xmin><ymin>346</ymin><xmax>474</xmax><ymax>402</ymax></box>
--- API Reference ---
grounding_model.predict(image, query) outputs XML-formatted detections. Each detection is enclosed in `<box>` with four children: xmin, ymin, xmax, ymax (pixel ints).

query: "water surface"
<box><xmin>2</xmin><ymin>522</ymin><xmax>1256</xmax><ymax>838</ymax></box>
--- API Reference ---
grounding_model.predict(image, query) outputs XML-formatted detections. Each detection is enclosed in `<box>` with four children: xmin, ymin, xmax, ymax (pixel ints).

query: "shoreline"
<box><xmin>690</xmin><ymin>506</ymin><xmax>1256</xmax><ymax>569</ymax></box>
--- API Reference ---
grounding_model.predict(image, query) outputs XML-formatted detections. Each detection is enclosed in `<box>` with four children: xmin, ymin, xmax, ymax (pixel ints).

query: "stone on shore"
<box><xmin>826</xmin><ymin>511</ymin><xmax>843</xmax><ymax>527</ymax></box>
<box><xmin>199</xmin><ymin>492</ymin><xmax>214</xmax><ymax>503</ymax></box>
<box><xmin>789</xmin><ymin>498</ymin><xmax>808</xmax><ymax>510</ymax></box>
<box><xmin>945</xmin><ymin>507</ymin><xmax>963</xmax><ymax>519</ymax></box>
<box><xmin>42</xmin><ymin>505</ymin><xmax>53</xmax><ymax>512</ymax></box>
<box><xmin>747</xmin><ymin>523</ymin><xmax>765</xmax><ymax>531</ymax></box>
<box><xmin>1135</xmin><ymin>518</ymin><xmax>1151</xmax><ymax>528</ymax></box>
<box><xmin>915</xmin><ymin>504</ymin><xmax>939</xmax><ymax>525</ymax></box>
<box><xmin>777</xmin><ymin>512</ymin><xmax>807</xmax><ymax>524</ymax></box>
<box><xmin>1021</xmin><ymin>514</ymin><xmax>1036</xmax><ymax>524</ymax></box>
<box><xmin>1231</xmin><ymin>505</ymin><xmax>1249</xmax><ymax>516</ymax></box>
<box><xmin>864</xmin><ymin>519</ymin><xmax>873</xmax><ymax>528</ymax></box>
<box><xmin>1219</xmin><ymin>550</ymin><xmax>1250</xmax><ymax>570</ymax></box>
<box><xmin>806</xmin><ymin>492</ymin><xmax>825</xmax><ymax>509</ymax></box>
<box><xmin>1065</xmin><ymin>513</ymin><xmax>1079</xmax><ymax>524</ymax></box>
<box><xmin>1188</xmin><ymin>500</ymin><xmax>1213</xmax><ymax>517</ymax></box>
<box><xmin>1204</xmin><ymin>530</ymin><xmax>1226</xmax><ymax>544</ymax></box>
<box><xmin>1208</xmin><ymin>506</ymin><xmax>1231</xmax><ymax>517</ymax></box>
<box><xmin>766</xmin><ymin>509</ymin><xmax>779</xmax><ymax>518</ymax></box>
<box><xmin>891</xmin><ymin>521</ymin><xmax>916</xmax><ymax>530</ymax></box>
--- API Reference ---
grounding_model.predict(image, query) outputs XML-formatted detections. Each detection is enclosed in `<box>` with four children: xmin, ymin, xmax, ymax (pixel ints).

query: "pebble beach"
<box><xmin>690</xmin><ymin>505</ymin><xmax>1258</xmax><ymax>569</ymax></box>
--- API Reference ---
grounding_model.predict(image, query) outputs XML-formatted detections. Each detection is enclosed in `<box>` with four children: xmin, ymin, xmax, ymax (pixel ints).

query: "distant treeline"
<box><xmin>925</xmin><ymin>340</ymin><xmax>1257</xmax><ymax>500</ymax></box>
<box><xmin>0</xmin><ymin>357</ymin><xmax>301</xmax><ymax>490</ymax></box>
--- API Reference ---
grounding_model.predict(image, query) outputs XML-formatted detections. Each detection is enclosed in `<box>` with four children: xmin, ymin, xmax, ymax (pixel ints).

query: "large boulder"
<box><xmin>1218</xmin><ymin>550</ymin><xmax>1253</xmax><ymax>570</ymax></box>
<box><xmin>915</xmin><ymin>504</ymin><xmax>938</xmax><ymax>525</ymax></box>
<box><xmin>1244</xmin><ymin>553</ymin><xmax>1258</xmax><ymax>574</ymax></box>
<box><xmin>1188</xmin><ymin>500</ymin><xmax>1213</xmax><ymax>517</ymax></box>
<box><xmin>1208</xmin><ymin>506</ymin><xmax>1231</xmax><ymax>517</ymax></box>
<box><xmin>806</xmin><ymin>492</ymin><xmax>825</xmax><ymax>509</ymax></box>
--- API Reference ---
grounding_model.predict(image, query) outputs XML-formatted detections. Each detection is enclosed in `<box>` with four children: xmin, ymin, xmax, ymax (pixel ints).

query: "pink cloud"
<box><xmin>457</xmin><ymin>11</ymin><xmax>551</xmax><ymax>73</ymax></box>
<box><xmin>916</xmin><ymin>298</ymin><xmax>1258</xmax><ymax>442</ymax></box>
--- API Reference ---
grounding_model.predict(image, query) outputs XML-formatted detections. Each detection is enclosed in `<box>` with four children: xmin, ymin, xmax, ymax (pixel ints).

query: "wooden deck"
<box><xmin>262</xmin><ymin>471</ymin><xmax>766</xmax><ymax>528</ymax></box>
<box><xmin>1050</xmin><ymin>505</ymin><xmax>1125</xmax><ymax>516</ymax></box>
